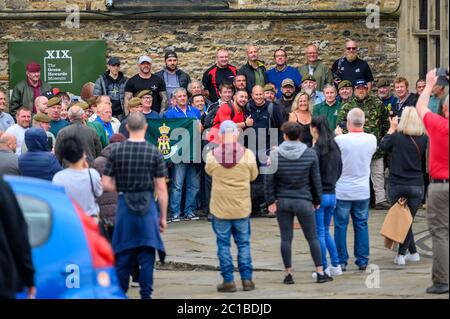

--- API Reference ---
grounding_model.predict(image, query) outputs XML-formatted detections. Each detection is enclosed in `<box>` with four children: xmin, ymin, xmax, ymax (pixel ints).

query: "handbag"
<box><xmin>380</xmin><ymin>197</ymin><xmax>413</xmax><ymax>250</ymax></box>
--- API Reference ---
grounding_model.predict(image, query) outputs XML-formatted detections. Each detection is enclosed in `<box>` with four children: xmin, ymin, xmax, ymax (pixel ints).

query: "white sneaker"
<box><xmin>394</xmin><ymin>255</ymin><xmax>406</xmax><ymax>265</ymax></box>
<box><xmin>405</xmin><ymin>252</ymin><xmax>420</xmax><ymax>262</ymax></box>
<box><xmin>329</xmin><ymin>265</ymin><xmax>343</xmax><ymax>276</ymax></box>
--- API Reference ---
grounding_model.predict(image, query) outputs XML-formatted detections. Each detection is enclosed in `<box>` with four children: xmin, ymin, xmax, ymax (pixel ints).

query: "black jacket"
<box><xmin>0</xmin><ymin>179</ymin><xmax>35</xmax><ymax>298</ymax></box>
<box><xmin>313</xmin><ymin>143</ymin><xmax>342</xmax><ymax>194</ymax></box>
<box><xmin>265</xmin><ymin>141</ymin><xmax>322</xmax><ymax>206</ymax></box>
<box><xmin>155</xmin><ymin>68</ymin><xmax>191</xmax><ymax>91</ymax></box>
<box><xmin>393</xmin><ymin>93</ymin><xmax>418</xmax><ymax>118</ymax></box>
<box><xmin>238</xmin><ymin>61</ymin><xmax>267</xmax><ymax>94</ymax></box>
<box><xmin>246</xmin><ymin>100</ymin><xmax>284</xmax><ymax>155</ymax></box>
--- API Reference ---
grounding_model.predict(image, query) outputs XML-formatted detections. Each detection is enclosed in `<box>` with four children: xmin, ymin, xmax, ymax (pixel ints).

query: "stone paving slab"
<box><xmin>128</xmin><ymin>209</ymin><xmax>448</xmax><ymax>299</ymax></box>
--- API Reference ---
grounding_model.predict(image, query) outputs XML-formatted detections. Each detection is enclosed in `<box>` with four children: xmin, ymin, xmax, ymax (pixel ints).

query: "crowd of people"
<box><xmin>0</xmin><ymin>39</ymin><xmax>448</xmax><ymax>298</ymax></box>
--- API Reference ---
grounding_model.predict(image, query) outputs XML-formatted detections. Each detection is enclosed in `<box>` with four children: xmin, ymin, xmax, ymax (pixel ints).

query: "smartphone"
<box><xmin>47</xmin><ymin>136</ymin><xmax>53</xmax><ymax>151</ymax></box>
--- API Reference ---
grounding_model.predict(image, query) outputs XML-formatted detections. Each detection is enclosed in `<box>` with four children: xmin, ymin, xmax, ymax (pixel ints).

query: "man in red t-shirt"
<box><xmin>416</xmin><ymin>68</ymin><xmax>449</xmax><ymax>295</ymax></box>
<box><xmin>208</xmin><ymin>90</ymin><xmax>253</xmax><ymax>145</ymax></box>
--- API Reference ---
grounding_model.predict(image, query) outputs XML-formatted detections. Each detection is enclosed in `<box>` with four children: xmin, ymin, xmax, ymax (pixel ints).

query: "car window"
<box><xmin>16</xmin><ymin>195</ymin><xmax>52</xmax><ymax>248</ymax></box>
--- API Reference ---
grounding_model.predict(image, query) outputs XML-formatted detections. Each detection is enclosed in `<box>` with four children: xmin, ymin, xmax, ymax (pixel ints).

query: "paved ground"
<box><xmin>128</xmin><ymin>209</ymin><xmax>448</xmax><ymax>299</ymax></box>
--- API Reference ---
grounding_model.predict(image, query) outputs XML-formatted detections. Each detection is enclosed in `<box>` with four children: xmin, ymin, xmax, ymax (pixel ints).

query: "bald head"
<box><xmin>347</xmin><ymin>108</ymin><xmax>365</xmax><ymax>128</ymax></box>
<box><xmin>68</xmin><ymin>105</ymin><xmax>84</xmax><ymax>121</ymax></box>
<box><xmin>0</xmin><ymin>133</ymin><xmax>17</xmax><ymax>152</ymax></box>
<box><xmin>251</xmin><ymin>85</ymin><xmax>265</xmax><ymax>107</ymax></box>
<box><xmin>35</xmin><ymin>96</ymin><xmax>49</xmax><ymax>114</ymax></box>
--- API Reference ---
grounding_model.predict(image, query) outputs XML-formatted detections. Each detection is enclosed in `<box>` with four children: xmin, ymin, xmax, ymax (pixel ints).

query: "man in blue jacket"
<box><xmin>19</xmin><ymin>128</ymin><xmax>62</xmax><ymax>181</ymax></box>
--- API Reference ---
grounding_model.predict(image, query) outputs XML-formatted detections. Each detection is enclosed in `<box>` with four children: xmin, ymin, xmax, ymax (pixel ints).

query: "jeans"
<box><xmin>115</xmin><ymin>246</ymin><xmax>156</xmax><ymax>299</ymax></box>
<box><xmin>388</xmin><ymin>184</ymin><xmax>424</xmax><ymax>255</ymax></box>
<box><xmin>315</xmin><ymin>194</ymin><xmax>340</xmax><ymax>269</ymax></box>
<box><xmin>169</xmin><ymin>163</ymin><xmax>200</xmax><ymax>218</ymax></box>
<box><xmin>212</xmin><ymin>216</ymin><xmax>253</xmax><ymax>283</ymax></box>
<box><xmin>277</xmin><ymin>198</ymin><xmax>322</xmax><ymax>268</ymax></box>
<box><xmin>334</xmin><ymin>199</ymin><xmax>370</xmax><ymax>267</ymax></box>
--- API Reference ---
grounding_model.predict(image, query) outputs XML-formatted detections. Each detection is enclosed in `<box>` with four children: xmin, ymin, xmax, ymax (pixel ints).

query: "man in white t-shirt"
<box><xmin>334</xmin><ymin>108</ymin><xmax>377</xmax><ymax>272</ymax></box>
<box><xmin>5</xmin><ymin>107</ymin><xmax>31</xmax><ymax>156</ymax></box>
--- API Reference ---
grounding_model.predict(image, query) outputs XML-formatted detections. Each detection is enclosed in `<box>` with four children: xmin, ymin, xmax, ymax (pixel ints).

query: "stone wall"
<box><xmin>0</xmin><ymin>0</ymin><xmax>400</xmax><ymax>97</ymax></box>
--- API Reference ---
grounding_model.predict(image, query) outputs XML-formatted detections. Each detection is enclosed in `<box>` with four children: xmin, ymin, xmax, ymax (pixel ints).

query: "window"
<box><xmin>419</xmin><ymin>0</ymin><xmax>428</xmax><ymax>29</ymax></box>
<box><xmin>419</xmin><ymin>38</ymin><xmax>428</xmax><ymax>78</ymax></box>
<box><xmin>435</xmin><ymin>0</ymin><xmax>441</xmax><ymax>30</ymax></box>
<box><xmin>16</xmin><ymin>195</ymin><xmax>52</xmax><ymax>248</ymax></box>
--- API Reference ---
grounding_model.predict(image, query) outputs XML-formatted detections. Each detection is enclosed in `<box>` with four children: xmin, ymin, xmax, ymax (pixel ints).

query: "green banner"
<box><xmin>8</xmin><ymin>40</ymin><xmax>106</xmax><ymax>95</ymax></box>
<box><xmin>146</xmin><ymin>118</ymin><xmax>199</xmax><ymax>163</ymax></box>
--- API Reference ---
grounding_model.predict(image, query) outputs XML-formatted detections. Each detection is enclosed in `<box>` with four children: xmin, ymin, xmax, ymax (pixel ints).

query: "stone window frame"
<box><xmin>412</xmin><ymin>0</ymin><xmax>445</xmax><ymax>77</ymax></box>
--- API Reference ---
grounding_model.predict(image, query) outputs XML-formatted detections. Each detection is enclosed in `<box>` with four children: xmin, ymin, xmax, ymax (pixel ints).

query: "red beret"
<box><xmin>26</xmin><ymin>61</ymin><xmax>41</xmax><ymax>72</ymax></box>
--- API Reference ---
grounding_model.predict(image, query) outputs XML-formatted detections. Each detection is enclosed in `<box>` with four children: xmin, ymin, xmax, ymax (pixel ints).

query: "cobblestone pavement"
<box><xmin>128</xmin><ymin>209</ymin><xmax>448</xmax><ymax>299</ymax></box>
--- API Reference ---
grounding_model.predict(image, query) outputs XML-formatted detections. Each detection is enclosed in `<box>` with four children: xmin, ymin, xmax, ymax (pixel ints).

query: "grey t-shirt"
<box><xmin>164</xmin><ymin>72</ymin><xmax>180</xmax><ymax>107</ymax></box>
<box><xmin>52</xmin><ymin>168</ymin><xmax>103</xmax><ymax>216</ymax></box>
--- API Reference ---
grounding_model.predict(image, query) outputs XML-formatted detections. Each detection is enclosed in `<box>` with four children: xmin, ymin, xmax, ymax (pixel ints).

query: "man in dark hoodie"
<box><xmin>0</xmin><ymin>178</ymin><xmax>35</xmax><ymax>299</ymax></box>
<box><xmin>205</xmin><ymin>120</ymin><xmax>258</xmax><ymax>293</ymax></box>
<box><xmin>93</xmin><ymin>57</ymin><xmax>127</xmax><ymax>119</ymax></box>
<box><xmin>246</xmin><ymin>85</ymin><xmax>284</xmax><ymax>216</ymax></box>
<box><xmin>19</xmin><ymin>128</ymin><xmax>62</xmax><ymax>180</ymax></box>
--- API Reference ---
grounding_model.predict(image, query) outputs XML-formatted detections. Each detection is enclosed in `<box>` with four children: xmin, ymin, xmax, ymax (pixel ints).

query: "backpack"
<box><xmin>203</xmin><ymin>101</ymin><xmax>235</xmax><ymax>129</ymax></box>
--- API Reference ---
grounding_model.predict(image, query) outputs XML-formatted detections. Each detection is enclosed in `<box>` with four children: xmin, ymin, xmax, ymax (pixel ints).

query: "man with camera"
<box><xmin>416</xmin><ymin>68</ymin><xmax>449</xmax><ymax>295</ymax></box>
<box><xmin>336</xmin><ymin>79</ymin><xmax>390</xmax><ymax>210</ymax></box>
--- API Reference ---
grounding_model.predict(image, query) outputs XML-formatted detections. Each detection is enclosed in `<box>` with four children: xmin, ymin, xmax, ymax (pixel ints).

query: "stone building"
<box><xmin>0</xmin><ymin>0</ymin><xmax>448</xmax><ymax>98</ymax></box>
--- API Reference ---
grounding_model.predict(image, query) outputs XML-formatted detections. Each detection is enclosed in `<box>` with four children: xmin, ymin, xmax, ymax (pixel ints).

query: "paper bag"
<box><xmin>380</xmin><ymin>198</ymin><xmax>413</xmax><ymax>244</ymax></box>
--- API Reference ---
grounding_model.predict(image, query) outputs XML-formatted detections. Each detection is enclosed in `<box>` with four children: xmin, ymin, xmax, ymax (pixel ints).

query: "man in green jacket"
<box><xmin>336</xmin><ymin>79</ymin><xmax>390</xmax><ymax>210</ymax></box>
<box><xmin>313</xmin><ymin>84</ymin><xmax>341</xmax><ymax>130</ymax></box>
<box><xmin>298</xmin><ymin>44</ymin><xmax>333</xmax><ymax>92</ymax></box>
<box><xmin>10</xmin><ymin>62</ymin><xmax>52</xmax><ymax>117</ymax></box>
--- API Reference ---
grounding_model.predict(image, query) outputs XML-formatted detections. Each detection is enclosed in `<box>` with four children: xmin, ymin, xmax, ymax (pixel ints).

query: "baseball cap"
<box><xmin>219</xmin><ymin>120</ymin><xmax>238</xmax><ymax>135</ymax></box>
<box><xmin>26</xmin><ymin>61</ymin><xmax>41</xmax><ymax>72</ymax></box>
<box><xmin>281</xmin><ymin>78</ymin><xmax>295</xmax><ymax>87</ymax></box>
<box><xmin>138</xmin><ymin>55</ymin><xmax>152</xmax><ymax>64</ymax></box>
<box><xmin>41</xmin><ymin>91</ymin><xmax>54</xmax><ymax>99</ymax></box>
<box><xmin>164</xmin><ymin>51</ymin><xmax>178</xmax><ymax>60</ymax></box>
<box><xmin>354</xmin><ymin>79</ymin><xmax>368</xmax><ymax>88</ymax></box>
<box><xmin>263</xmin><ymin>83</ymin><xmax>277</xmax><ymax>93</ymax></box>
<box><xmin>338</xmin><ymin>80</ymin><xmax>353</xmax><ymax>90</ymax></box>
<box><xmin>107</xmin><ymin>57</ymin><xmax>121</xmax><ymax>65</ymax></box>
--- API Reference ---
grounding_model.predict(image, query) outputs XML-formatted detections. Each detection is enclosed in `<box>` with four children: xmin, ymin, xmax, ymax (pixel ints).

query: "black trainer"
<box><xmin>283</xmin><ymin>273</ymin><xmax>295</xmax><ymax>285</ymax></box>
<box><xmin>316</xmin><ymin>272</ymin><xmax>333</xmax><ymax>283</ymax></box>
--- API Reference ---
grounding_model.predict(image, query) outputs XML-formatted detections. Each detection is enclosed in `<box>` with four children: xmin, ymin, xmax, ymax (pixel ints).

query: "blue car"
<box><xmin>4</xmin><ymin>175</ymin><xmax>126</xmax><ymax>299</ymax></box>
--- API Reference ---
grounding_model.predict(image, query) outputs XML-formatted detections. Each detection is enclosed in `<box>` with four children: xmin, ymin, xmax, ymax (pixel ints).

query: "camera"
<box><xmin>436</xmin><ymin>68</ymin><xmax>449</xmax><ymax>86</ymax></box>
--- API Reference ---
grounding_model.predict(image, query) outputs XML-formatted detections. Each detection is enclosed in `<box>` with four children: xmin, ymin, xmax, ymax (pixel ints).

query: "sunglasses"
<box><xmin>111</xmin><ymin>64</ymin><xmax>120</xmax><ymax>67</ymax></box>
<box><xmin>346</xmin><ymin>47</ymin><xmax>358</xmax><ymax>51</ymax></box>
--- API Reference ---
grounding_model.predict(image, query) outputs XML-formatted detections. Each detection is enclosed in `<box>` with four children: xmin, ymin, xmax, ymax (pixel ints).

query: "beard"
<box><xmin>304</xmin><ymin>88</ymin><xmax>314</xmax><ymax>96</ymax></box>
<box><xmin>282</xmin><ymin>92</ymin><xmax>293</xmax><ymax>100</ymax></box>
<box><xmin>346</xmin><ymin>52</ymin><xmax>357</xmax><ymax>62</ymax></box>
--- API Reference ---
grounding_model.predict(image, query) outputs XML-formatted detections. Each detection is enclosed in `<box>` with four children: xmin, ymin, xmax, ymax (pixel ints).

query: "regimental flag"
<box><xmin>145</xmin><ymin>118</ymin><xmax>199</xmax><ymax>163</ymax></box>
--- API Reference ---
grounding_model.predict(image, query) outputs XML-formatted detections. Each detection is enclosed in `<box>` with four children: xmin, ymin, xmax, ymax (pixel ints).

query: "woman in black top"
<box><xmin>380</xmin><ymin>107</ymin><xmax>428</xmax><ymax>266</ymax></box>
<box><xmin>288</xmin><ymin>93</ymin><xmax>313</xmax><ymax>147</ymax></box>
<box><xmin>310</xmin><ymin>116</ymin><xmax>343</xmax><ymax>277</ymax></box>
<box><xmin>265</xmin><ymin>122</ymin><xmax>332</xmax><ymax>285</ymax></box>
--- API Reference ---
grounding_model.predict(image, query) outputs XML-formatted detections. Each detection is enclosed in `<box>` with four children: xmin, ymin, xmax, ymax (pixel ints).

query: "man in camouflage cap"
<box><xmin>336</xmin><ymin>79</ymin><xmax>390</xmax><ymax>210</ymax></box>
<box><xmin>22</xmin><ymin>112</ymin><xmax>55</xmax><ymax>153</ymax></box>
<box><xmin>47</xmin><ymin>95</ymin><xmax>69</xmax><ymax>137</ymax></box>
<box><xmin>263</xmin><ymin>83</ymin><xmax>277</xmax><ymax>103</ymax></box>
